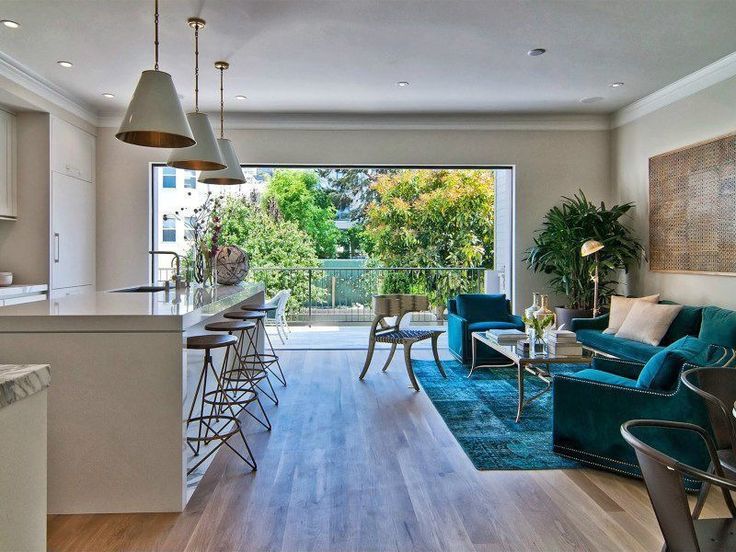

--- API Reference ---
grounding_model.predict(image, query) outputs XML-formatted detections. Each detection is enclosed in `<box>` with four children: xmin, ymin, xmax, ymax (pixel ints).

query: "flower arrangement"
<box><xmin>165</xmin><ymin>191</ymin><xmax>223</xmax><ymax>285</ymax></box>
<box><xmin>522</xmin><ymin>313</ymin><xmax>555</xmax><ymax>335</ymax></box>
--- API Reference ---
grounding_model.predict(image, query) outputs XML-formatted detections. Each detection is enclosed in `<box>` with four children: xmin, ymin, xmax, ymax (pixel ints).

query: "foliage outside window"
<box><xmin>364</xmin><ymin>169</ymin><xmax>495</xmax><ymax>307</ymax></box>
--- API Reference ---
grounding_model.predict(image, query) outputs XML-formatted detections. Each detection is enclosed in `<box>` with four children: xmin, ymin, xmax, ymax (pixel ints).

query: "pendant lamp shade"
<box><xmin>116</xmin><ymin>0</ymin><xmax>194</xmax><ymax>148</ymax></box>
<box><xmin>117</xmin><ymin>70</ymin><xmax>195</xmax><ymax>148</ymax></box>
<box><xmin>166</xmin><ymin>18</ymin><xmax>225</xmax><ymax>169</ymax></box>
<box><xmin>198</xmin><ymin>138</ymin><xmax>245</xmax><ymax>184</ymax></box>
<box><xmin>167</xmin><ymin>112</ymin><xmax>225</xmax><ymax>170</ymax></box>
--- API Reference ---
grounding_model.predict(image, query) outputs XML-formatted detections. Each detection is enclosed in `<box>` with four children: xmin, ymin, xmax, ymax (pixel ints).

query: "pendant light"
<box><xmin>116</xmin><ymin>0</ymin><xmax>195</xmax><ymax>148</ymax></box>
<box><xmin>198</xmin><ymin>61</ymin><xmax>246</xmax><ymax>185</ymax></box>
<box><xmin>167</xmin><ymin>18</ymin><xmax>225</xmax><ymax>170</ymax></box>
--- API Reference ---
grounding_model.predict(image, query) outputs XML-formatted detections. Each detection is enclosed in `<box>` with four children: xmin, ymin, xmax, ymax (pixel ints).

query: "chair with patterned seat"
<box><xmin>359</xmin><ymin>294</ymin><xmax>446</xmax><ymax>391</ymax></box>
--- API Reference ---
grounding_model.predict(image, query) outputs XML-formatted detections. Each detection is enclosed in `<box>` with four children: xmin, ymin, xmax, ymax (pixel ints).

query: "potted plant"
<box><xmin>524</xmin><ymin>191</ymin><xmax>645</xmax><ymax>329</ymax></box>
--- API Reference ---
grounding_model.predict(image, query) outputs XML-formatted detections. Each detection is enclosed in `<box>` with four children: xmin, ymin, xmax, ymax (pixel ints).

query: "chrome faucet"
<box><xmin>149</xmin><ymin>250</ymin><xmax>186</xmax><ymax>289</ymax></box>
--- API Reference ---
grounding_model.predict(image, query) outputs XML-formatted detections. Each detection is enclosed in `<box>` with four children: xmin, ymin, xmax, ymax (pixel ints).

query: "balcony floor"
<box><xmin>48</xmin><ymin>347</ymin><xmax>726</xmax><ymax>551</ymax></box>
<box><xmin>267</xmin><ymin>323</ymin><xmax>448</xmax><ymax>350</ymax></box>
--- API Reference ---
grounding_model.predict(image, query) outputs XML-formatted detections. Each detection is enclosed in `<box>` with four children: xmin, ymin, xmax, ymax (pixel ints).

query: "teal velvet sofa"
<box><xmin>447</xmin><ymin>294</ymin><xmax>524</xmax><ymax>364</ymax></box>
<box><xmin>555</xmin><ymin>304</ymin><xmax>736</xmax><ymax>487</ymax></box>
<box><xmin>570</xmin><ymin>303</ymin><xmax>707</xmax><ymax>362</ymax></box>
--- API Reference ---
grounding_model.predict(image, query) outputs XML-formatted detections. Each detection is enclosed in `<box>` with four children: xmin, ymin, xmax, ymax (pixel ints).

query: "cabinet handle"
<box><xmin>54</xmin><ymin>233</ymin><xmax>60</xmax><ymax>263</ymax></box>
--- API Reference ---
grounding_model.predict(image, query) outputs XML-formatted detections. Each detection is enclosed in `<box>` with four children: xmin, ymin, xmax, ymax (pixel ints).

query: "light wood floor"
<box><xmin>48</xmin><ymin>348</ymin><xmax>728</xmax><ymax>551</ymax></box>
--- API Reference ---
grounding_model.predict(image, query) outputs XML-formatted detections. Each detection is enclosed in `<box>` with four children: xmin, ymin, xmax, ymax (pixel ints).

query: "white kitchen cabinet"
<box><xmin>51</xmin><ymin>117</ymin><xmax>95</xmax><ymax>183</ymax></box>
<box><xmin>0</xmin><ymin>109</ymin><xmax>17</xmax><ymax>219</ymax></box>
<box><xmin>51</xmin><ymin>172</ymin><xmax>95</xmax><ymax>290</ymax></box>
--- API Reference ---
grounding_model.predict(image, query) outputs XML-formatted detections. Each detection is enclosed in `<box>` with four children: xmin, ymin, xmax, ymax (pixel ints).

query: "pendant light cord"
<box><xmin>194</xmin><ymin>23</ymin><xmax>199</xmax><ymax>112</ymax></box>
<box><xmin>219</xmin><ymin>66</ymin><xmax>224</xmax><ymax>139</ymax></box>
<box><xmin>154</xmin><ymin>0</ymin><xmax>159</xmax><ymax>71</ymax></box>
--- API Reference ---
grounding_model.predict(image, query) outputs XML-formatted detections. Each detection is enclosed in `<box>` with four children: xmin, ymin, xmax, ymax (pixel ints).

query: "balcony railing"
<box><xmin>247</xmin><ymin>267</ymin><xmax>487</xmax><ymax>324</ymax></box>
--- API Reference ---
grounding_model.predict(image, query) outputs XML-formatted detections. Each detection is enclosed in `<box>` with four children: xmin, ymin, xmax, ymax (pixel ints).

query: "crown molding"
<box><xmin>0</xmin><ymin>51</ymin><xmax>98</xmax><ymax>125</ymax></box>
<box><xmin>98</xmin><ymin>111</ymin><xmax>610</xmax><ymax>131</ymax></box>
<box><xmin>611</xmin><ymin>50</ymin><xmax>736</xmax><ymax>128</ymax></box>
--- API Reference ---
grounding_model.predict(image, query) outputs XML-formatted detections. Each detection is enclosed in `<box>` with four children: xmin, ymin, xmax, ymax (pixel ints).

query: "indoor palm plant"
<box><xmin>524</xmin><ymin>191</ymin><xmax>645</xmax><ymax>327</ymax></box>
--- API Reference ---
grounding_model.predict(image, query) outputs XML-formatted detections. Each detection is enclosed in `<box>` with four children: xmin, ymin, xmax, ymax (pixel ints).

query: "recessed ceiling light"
<box><xmin>580</xmin><ymin>96</ymin><xmax>604</xmax><ymax>104</ymax></box>
<box><xmin>102</xmin><ymin>93</ymin><xmax>115</xmax><ymax>99</ymax></box>
<box><xmin>609</xmin><ymin>82</ymin><xmax>624</xmax><ymax>88</ymax></box>
<box><xmin>57</xmin><ymin>60</ymin><xmax>73</xmax><ymax>68</ymax></box>
<box><xmin>397</xmin><ymin>81</ymin><xmax>409</xmax><ymax>87</ymax></box>
<box><xmin>235</xmin><ymin>95</ymin><xmax>247</xmax><ymax>100</ymax></box>
<box><xmin>1</xmin><ymin>20</ymin><xmax>20</xmax><ymax>29</ymax></box>
<box><xmin>527</xmin><ymin>48</ymin><xmax>546</xmax><ymax>56</ymax></box>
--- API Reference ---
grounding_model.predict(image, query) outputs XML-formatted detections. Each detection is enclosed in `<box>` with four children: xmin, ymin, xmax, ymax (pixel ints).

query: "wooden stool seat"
<box><xmin>187</xmin><ymin>334</ymin><xmax>237</xmax><ymax>350</ymax></box>
<box><xmin>204</xmin><ymin>320</ymin><xmax>255</xmax><ymax>332</ymax></box>
<box><xmin>239</xmin><ymin>310</ymin><xmax>268</xmax><ymax>320</ymax></box>
<box><xmin>223</xmin><ymin>310</ymin><xmax>265</xmax><ymax>321</ymax></box>
<box><xmin>240</xmin><ymin>304</ymin><xmax>276</xmax><ymax>312</ymax></box>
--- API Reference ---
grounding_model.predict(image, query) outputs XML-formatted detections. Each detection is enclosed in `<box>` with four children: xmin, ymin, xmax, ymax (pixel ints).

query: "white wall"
<box><xmin>96</xmin><ymin>125</ymin><xmax>610</xmax><ymax>311</ymax></box>
<box><xmin>612</xmin><ymin>76</ymin><xmax>736</xmax><ymax>309</ymax></box>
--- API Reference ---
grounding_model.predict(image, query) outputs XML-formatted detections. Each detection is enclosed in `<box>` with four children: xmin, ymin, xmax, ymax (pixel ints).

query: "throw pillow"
<box><xmin>699</xmin><ymin>306</ymin><xmax>736</xmax><ymax>348</ymax></box>
<box><xmin>615</xmin><ymin>302</ymin><xmax>682</xmax><ymax>346</ymax></box>
<box><xmin>636</xmin><ymin>336</ymin><xmax>709</xmax><ymax>390</ymax></box>
<box><xmin>603</xmin><ymin>294</ymin><xmax>660</xmax><ymax>334</ymax></box>
<box><xmin>636</xmin><ymin>336</ymin><xmax>736</xmax><ymax>390</ymax></box>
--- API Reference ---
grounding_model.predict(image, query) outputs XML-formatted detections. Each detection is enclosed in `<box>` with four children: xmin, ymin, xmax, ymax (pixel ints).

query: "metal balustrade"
<box><xmin>247</xmin><ymin>267</ymin><xmax>486</xmax><ymax>324</ymax></box>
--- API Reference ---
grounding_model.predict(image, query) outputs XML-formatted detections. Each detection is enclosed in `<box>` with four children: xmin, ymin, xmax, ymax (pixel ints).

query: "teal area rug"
<box><xmin>412</xmin><ymin>358</ymin><xmax>582</xmax><ymax>470</ymax></box>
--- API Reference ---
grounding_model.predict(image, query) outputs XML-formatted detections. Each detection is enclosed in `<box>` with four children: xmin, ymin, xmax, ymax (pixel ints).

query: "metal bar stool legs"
<box><xmin>205</xmin><ymin>320</ymin><xmax>274</xmax><ymax>429</ymax></box>
<box><xmin>185</xmin><ymin>334</ymin><xmax>257</xmax><ymax>475</ymax></box>
<box><xmin>238</xmin><ymin>306</ymin><xmax>287</xmax><ymax>386</ymax></box>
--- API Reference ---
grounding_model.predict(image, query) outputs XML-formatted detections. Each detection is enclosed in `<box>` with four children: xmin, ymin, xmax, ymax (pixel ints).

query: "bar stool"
<box><xmin>204</xmin><ymin>319</ymin><xmax>272</xmax><ymax>430</ymax></box>
<box><xmin>222</xmin><ymin>311</ymin><xmax>280</xmax><ymax>405</ymax></box>
<box><xmin>224</xmin><ymin>309</ymin><xmax>286</xmax><ymax>387</ymax></box>
<box><xmin>240</xmin><ymin>304</ymin><xmax>287</xmax><ymax>386</ymax></box>
<box><xmin>185</xmin><ymin>334</ymin><xmax>257</xmax><ymax>474</ymax></box>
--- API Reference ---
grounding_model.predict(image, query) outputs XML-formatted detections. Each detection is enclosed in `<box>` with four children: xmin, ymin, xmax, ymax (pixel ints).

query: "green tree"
<box><xmin>262</xmin><ymin>169</ymin><xmax>340</xmax><ymax>258</ymax></box>
<box><xmin>317</xmin><ymin>168</ymin><xmax>397</xmax><ymax>222</ymax></box>
<box><xmin>364</xmin><ymin>169</ymin><xmax>495</xmax><ymax>306</ymax></box>
<box><xmin>215</xmin><ymin>195</ymin><xmax>323</xmax><ymax>313</ymax></box>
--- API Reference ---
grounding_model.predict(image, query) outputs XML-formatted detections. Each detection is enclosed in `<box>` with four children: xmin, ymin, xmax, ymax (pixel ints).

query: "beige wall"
<box><xmin>0</xmin><ymin>113</ymin><xmax>50</xmax><ymax>284</ymax></box>
<box><xmin>96</xmin><ymin>126</ymin><xmax>610</xmax><ymax>311</ymax></box>
<box><xmin>612</xmin><ymin>76</ymin><xmax>736</xmax><ymax>309</ymax></box>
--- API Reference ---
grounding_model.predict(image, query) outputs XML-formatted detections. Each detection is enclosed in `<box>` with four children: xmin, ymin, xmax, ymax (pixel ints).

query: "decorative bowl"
<box><xmin>0</xmin><ymin>272</ymin><xmax>13</xmax><ymax>287</ymax></box>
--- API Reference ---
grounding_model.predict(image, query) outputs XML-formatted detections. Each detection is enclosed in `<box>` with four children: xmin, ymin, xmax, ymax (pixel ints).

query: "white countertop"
<box><xmin>0</xmin><ymin>283</ymin><xmax>264</xmax><ymax>332</ymax></box>
<box><xmin>0</xmin><ymin>284</ymin><xmax>47</xmax><ymax>299</ymax></box>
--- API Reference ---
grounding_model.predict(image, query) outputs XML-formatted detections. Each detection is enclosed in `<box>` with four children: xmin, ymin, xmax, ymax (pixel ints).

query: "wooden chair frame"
<box><xmin>359</xmin><ymin>294</ymin><xmax>446</xmax><ymax>391</ymax></box>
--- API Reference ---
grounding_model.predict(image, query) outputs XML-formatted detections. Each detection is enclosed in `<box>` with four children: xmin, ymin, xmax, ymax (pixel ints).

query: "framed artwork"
<box><xmin>649</xmin><ymin>132</ymin><xmax>736</xmax><ymax>276</ymax></box>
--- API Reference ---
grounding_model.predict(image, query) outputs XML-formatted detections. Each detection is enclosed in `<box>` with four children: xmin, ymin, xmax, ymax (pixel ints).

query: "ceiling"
<box><xmin>1</xmin><ymin>0</ymin><xmax>736</xmax><ymax>117</ymax></box>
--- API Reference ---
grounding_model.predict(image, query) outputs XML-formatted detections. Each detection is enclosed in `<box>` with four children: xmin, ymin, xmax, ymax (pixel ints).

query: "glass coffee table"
<box><xmin>470</xmin><ymin>331</ymin><xmax>593</xmax><ymax>422</ymax></box>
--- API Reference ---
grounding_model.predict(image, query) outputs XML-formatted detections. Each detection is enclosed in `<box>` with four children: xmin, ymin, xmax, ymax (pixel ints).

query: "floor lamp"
<box><xmin>581</xmin><ymin>240</ymin><xmax>605</xmax><ymax>317</ymax></box>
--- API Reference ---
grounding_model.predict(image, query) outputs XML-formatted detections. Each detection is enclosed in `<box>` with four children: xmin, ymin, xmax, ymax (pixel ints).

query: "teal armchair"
<box><xmin>447</xmin><ymin>293</ymin><xmax>524</xmax><ymax>364</ymax></box>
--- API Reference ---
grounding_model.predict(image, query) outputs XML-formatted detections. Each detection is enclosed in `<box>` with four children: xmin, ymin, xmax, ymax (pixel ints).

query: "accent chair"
<box><xmin>447</xmin><ymin>293</ymin><xmax>524</xmax><ymax>365</ymax></box>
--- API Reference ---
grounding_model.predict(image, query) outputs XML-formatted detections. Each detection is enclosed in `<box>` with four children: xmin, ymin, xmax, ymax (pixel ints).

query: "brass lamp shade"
<box><xmin>167</xmin><ymin>112</ymin><xmax>225</xmax><ymax>170</ymax></box>
<box><xmin>581</xmin><ymin>240</ymin><xmax>605</xmax><ymax>257</ymax></box>
<box><xmin>198</xmin><ymin>138</ymin><xmax>246</xmax><ymax>184</ymax></box>
<box><xmin>116</xmin><ymin>70</ymin><xmax>195</xmax><ymax>148</ymax></box>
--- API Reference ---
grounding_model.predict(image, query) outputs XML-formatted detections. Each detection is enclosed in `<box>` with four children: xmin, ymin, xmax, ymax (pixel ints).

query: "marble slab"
<box><xmin>0</xmin><ymin>364</ymin><xmax>51</xmax><ymax>409</ymax></box>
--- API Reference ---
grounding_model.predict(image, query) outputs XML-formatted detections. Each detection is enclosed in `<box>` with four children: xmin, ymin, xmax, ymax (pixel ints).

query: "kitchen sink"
<box><xmin>113</xmin><ymin>285</ymin><xmax>168</xmax><ymax>293</ymax></box>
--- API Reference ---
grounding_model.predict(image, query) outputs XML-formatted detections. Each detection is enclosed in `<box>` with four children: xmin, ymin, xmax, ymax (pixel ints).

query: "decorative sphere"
<box><xmin>215</xmin><ymin>245</ymin><xmax>249</xmax><ymax>285</ymax></box>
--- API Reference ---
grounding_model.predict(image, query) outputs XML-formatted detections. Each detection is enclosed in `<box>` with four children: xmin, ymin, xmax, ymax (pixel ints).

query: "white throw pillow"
<box><xmin>603</xmin><ymin>294</ymin><xmax>660</xmax><ymax>334</ymax></box>
<box><xmin>615</xmin><ymin>302</ymin><xmax>683</xmax><ymax>346</ymax></box>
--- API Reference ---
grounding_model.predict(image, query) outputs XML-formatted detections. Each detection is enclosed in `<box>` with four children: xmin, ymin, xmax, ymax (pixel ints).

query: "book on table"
<box><xmin>485</xmin><ymin>329</ymin><xmax>527</xmax><ymax>344</ymax></box>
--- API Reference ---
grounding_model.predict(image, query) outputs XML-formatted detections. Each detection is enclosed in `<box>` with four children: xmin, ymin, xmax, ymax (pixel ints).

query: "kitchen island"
<box><xmin>0</xmin><ymin>283</ymin><xmax>265</xmax><ymax>513</ymax></box>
